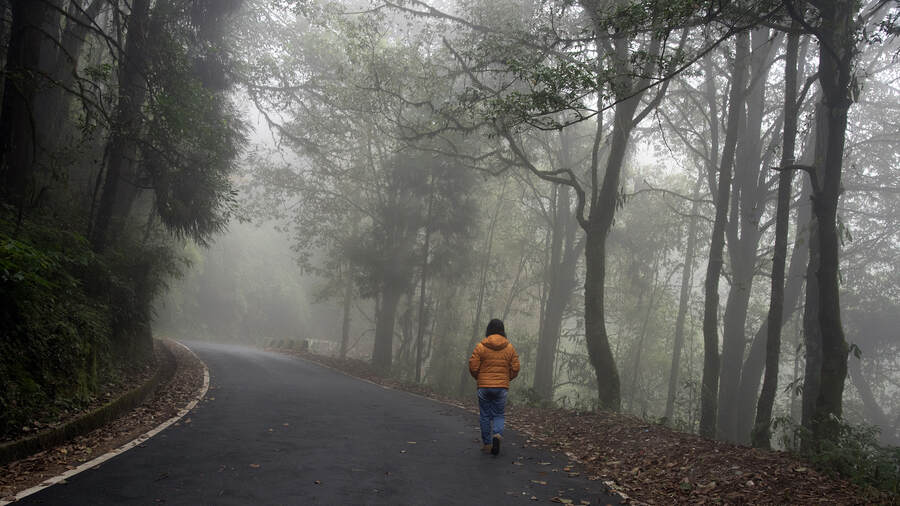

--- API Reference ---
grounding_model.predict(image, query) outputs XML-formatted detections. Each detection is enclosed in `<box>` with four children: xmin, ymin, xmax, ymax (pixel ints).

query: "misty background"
<box><xmin>1</xmin><ymin>0</ymin><xmax>896</xmax><ymax>484</ymax></box>
<box><xmin>152</xmin><ymin>0</ymin><xmax>900</xmax><ymax>447</ymax></box>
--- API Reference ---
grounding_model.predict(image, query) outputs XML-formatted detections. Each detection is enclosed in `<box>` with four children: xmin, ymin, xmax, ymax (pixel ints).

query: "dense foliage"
<box><xmin>0</xmin><ymin>0</ymin><xmax>245</xmax><ymax>437</ymax></box>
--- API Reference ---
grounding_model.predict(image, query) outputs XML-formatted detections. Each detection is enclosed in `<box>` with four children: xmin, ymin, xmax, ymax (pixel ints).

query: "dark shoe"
<box><xmin>491</xmin><ymin>434</ymin><xmax>501</xmax><ymax>455</ymax></box>
<box><xmin>481</xmin><ymin>444</ymin><xmax>491</xmax><ymax>454</ymax></box>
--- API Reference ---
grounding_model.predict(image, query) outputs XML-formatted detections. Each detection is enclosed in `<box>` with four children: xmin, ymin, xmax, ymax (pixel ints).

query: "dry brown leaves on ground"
<box><xmin>0</xmin><ymin>339</ymin><xmax>204</xmax><ymax>501</ymax></box>
<box><xmin>505</xmin><ymin>406</ymin><xmax>889</xmax><ymax>505</ymax></box>
<box><xmin>272</xmin><ymin>347</ymin><xmax>890</xmax><ymax>505</ymax></box>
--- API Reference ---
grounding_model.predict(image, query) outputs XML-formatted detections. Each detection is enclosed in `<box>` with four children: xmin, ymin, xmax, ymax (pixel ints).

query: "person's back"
<box><xmin>470</xmin><ymin>333</ymin><xmax>518</xmax><ymax>388</ymax></box>
<box><xmin>468</xmin><ymin>319</ymin><xmax>520</xmax><ymax>455</ymax></box>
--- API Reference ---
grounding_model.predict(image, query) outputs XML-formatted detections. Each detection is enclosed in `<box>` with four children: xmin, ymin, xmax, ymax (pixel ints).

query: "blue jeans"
<box><xmin>477</xmin><ymin>388</ymin><xmax>508</xmax><ymax>445</ymax></box>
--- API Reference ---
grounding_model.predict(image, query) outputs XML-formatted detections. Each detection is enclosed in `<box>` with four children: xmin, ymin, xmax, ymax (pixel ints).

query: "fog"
<box><xmin>6</xmin><ymin>0</ymin><xmax>900</xmax><ymax>501</ymax></box>
<box><xmin>148</xmin><ymin>0</ymin><xmax>900</xmax><ymax>447</ymax></box>
<box><xmin>139</xmin><ymin>1</ymin><xmax>900</xmax><ymax>453</ymax></box>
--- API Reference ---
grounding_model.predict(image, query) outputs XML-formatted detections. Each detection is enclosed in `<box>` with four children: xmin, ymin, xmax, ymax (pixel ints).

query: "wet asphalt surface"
<box><xmin>18</xmin><ymin>341</ymin><xmax>621</xmax><ymax>505</ymax></box>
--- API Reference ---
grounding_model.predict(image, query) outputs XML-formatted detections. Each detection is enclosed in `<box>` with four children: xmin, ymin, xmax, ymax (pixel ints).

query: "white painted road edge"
<box><xmin>1</xmin><ymin>340</ymin><xmax>210</xmax><ymax>506</ymax></box>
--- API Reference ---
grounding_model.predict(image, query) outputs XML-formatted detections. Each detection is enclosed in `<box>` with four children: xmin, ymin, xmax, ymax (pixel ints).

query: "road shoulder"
<box><xmin>0</xmin><ymin>339</ymin><xmax>207</xmax><ymax>503</ymax></box>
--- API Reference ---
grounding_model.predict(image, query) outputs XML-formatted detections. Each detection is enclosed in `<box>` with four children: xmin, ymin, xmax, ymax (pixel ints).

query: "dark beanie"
<box><xmin>485</xmin><ymin>318</ymin><xmax>505</xmax><ymax>337</ymax></box>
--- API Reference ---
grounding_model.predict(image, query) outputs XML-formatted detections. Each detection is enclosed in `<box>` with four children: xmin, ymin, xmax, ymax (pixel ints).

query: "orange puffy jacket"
<box><xmin>468</xmin><ymin>334</ymin><xmax>520</xmax><ymax>389</ymax></box>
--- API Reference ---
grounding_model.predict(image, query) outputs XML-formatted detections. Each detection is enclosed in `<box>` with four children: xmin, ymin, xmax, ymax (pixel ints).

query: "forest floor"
<box><xmin>0</xmin><ymin>339</ymin><xmax>204</xmax><ymax>501</ymax></box>
<box><xmin>269</xmin><ymin>347</ymin><xmax>890</xmax><ymax>505</ymax></box>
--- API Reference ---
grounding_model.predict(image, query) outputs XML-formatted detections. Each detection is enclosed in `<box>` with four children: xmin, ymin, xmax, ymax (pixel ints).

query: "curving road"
<box><xmin>18</xmin><ymin>342</ymin><xmax>620</xmax><ymax>505</ymax></box>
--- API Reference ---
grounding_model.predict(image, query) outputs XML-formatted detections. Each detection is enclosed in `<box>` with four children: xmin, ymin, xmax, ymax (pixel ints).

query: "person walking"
<box><xmin>468</xmin><ymin>318</ymin><xmax>520</xmax><ymax>455</ymax></box>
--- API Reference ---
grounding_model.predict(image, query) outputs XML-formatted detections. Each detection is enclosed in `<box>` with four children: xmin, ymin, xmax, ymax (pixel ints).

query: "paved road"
<box><xmin>19</xmin><ymin>342</ymin><xmax>620</xmax><ymax>505</ymax></box>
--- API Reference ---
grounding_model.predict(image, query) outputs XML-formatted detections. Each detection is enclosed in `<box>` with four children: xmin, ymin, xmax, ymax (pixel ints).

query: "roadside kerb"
<box><xmin>0</xmin><ymin>340</ymin><xmax>209</xmax><ymax>506</ymax></box>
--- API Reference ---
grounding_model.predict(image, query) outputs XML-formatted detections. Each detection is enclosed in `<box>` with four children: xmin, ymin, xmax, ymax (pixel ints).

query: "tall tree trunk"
<box><xmin>801</xmin><ymin>169</ymin><xmax>822</xmax><ymax>435</ymax></box>
<box><xmin>34</xmin><ymin>0</ymin><xmax>104</xmax><ymax>161</ymax></box>
<box><xmin>91</xmin><ymin>0</ymin><xmax>152</xmax><ymax>252</ymax></box>
<box><xmin>534</xmin><ymin>147</ymin><xmax>581</xmax><ymax>403</ymax></box>
<box><xmin>569</xmin><ymin>2</ymin><xmax>666</xmax><ymax>411</ymax></box>
<box><xmin>628</xmin><ymin>262</ymin><xmax>659</xmax><ymax>413</ymax></box>
<box><xmin>580</xmin><ymin>27</ymin><xmax>662</xmax><ymax>411</ymax></box>
<box><xmin>733</xmin><ymin>94</ymin><xmax>814</xmax><ymax>438</ymax></box>
<box><xmin>535</xmin><ymin>184</ymin><xmax>565</xmax><ymax>403</ymax></box>
<box><xmin>716</xmin><ymin>253</ymin><xmax>754</xmax><ymax>440</ymax></box>
<box><xmin>394</xmin><ymin>290</ymin><xmax>414</xmax><ymax>370</ymax></box>
<box><xmin>848</xmin><ymin>357</ymin><xmax>895</xmax><ymax>445</ymax></box>
<box><xmin>716</xmin><ymin>28</ymin><xmax>779</xmax><ymax>442</ymax></box>
<box><xmin>664</xmin><ymin>168</ymin><xmax>703</xmax><ymax>423</ymax></box>
<box><xmin>700</xmin><ymin>32</ymin><xmax>748</xmax><ymax>438</ymax></box>
<box><xmin>0</xmin><ymin>0</ymin><xmax>53</xmax><ymax>222</ymax></box>
<box><xmin>583</xmin><ymin>93</ymin><xmax>642</xmax><ymax>410</ymax></box>
<box><xmin>790</xmin><ymin>325</ymin><xmax>802</xmax><ymax>424</ymax></box>
<box><xmin>414</xmin><ymin>181</ymin><xmax>434</xmax><ymax>383</ymax></box>
<box><xmin>0</xmin><ymin>1</ymin><xmax>10</xmax><ymax>98</ymax></box>
<box><xmin>752</xmin><ymin>28</ymin><xmax>800</xmax><ymax>450</ymax></box>
<box><xmin>584</xmin><ymin>226</ymin><xmax>620</xmax><ymax>410</ymax></box>
<box><xmin>805</xmin><ymin>0</ymin><xmax>855</xmax><ymax>444</ymax></box>
<box><xmin>373</xmin><ymin>284</ymin><xmax>402</xmax><ymax>373</ymax></box>
<box><xmin>788</xmin><ymin>109</ymin><xmax>824</xmax><ymax>445</ymax></box>
<box><xmin>733</xmin><ymin>177</ymin><xmax>811</xmax><ymax>443</ymax></box>
<box><xmin>339</xmin><ymin>262</ymin><xmax>353</xmax><ymax>359</ymax></box>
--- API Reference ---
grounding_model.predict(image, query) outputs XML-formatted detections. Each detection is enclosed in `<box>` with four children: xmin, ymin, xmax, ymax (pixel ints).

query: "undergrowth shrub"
<box><xmin>0</xmin><ymin>222</ymin><xmax>111</xmax><ymax>437</ymax></box>
<box><xmin>775</xmin><ymin>416</ymin><xmax>900</xmax><ymax>495</ymax></box>
<box><xmin>0</xmin><ymin>216</ymin><xmax>180</xmax><ymax>439</ymax></box>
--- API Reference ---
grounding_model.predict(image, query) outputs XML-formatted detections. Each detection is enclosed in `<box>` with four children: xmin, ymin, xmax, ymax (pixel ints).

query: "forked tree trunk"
<box><xmin>534</xmin><ymin>149</ymin><xmax>581</xmax><ymax>403</ymax></box>
<box><xmin>34</xmin><ymin>0</ymin><xmax>104</xmax><ymax>162</ymax></box>
<box><xmin>752</xmin><ymin>28</ymin><xmax>800</xmax><ymax>449</ymax></box>
<box><xmin>699</xmin><ymin>32</ymin><xmax>748</xmax><ymax>438</ymax></box>
<box><xmin>582</xmin><ymin>93</ymin><xmax>643</xmax><ymax>410</ymax></box>
<box><xmin>717</xmin><ymin>28</ymin><xmax>780</xmax><ymax>442</ymax></box>
<box><xmin>734</xmin><ymin>171</ymin><xmax>811</xmax><ymax>443</ymax></box>
<box><xmin>91</xmin><ymin>0</ymin><xmax>151</xmax><ymax>252</ymax></box>
<box><xmin>801</xmin><ymin>0</ymin><xmax>858</xmax><ymax>444</ymax></box>
<box><xmin>503</xmin><ymin>4</ymin><xmax>663</xmax><ymax>411</ymax></box>
<box><xmin>578</xmin><ymin>27</ymin><xmax>661</xmax><ymax>411</ymax></box>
